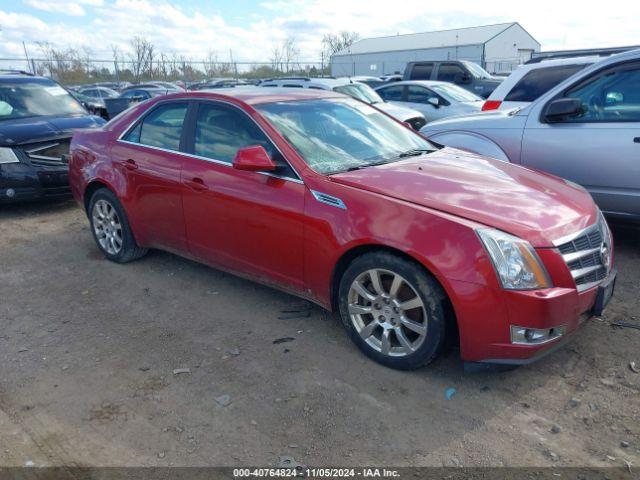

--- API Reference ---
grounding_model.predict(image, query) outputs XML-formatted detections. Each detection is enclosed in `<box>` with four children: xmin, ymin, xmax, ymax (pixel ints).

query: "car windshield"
<box><xmin>257</xmin><ymin>97</ymin><xmax>436</xmax><ymax>175</ymax></box>
<box><xmin>0</xmin><ymin>77</ymin><xmax>86</xmax><ymax>120</ymax></box>
<box><xmin>333</xmin><ymin>83</ymin><xmax>383</xmax><ymax>105</ymax></box>
<box><xmin>461</xmin><ymin>61</ymin><xmax>492</xmax><ymax>79</ymax></box>
<box><xmin>430</xmin><ymin>83</ymin><xmax>483</xmax><ymax>103</ymax></box>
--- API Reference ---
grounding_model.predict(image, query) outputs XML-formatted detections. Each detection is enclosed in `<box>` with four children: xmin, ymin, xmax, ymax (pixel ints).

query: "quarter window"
<box><xmin>124</xmin><ymin>103</ymin><xmax>187</xmax><ymax>150</ymax></box>
<box><xmin>562</xmin><ymin>65</ymin><xmax>640</xmax><ymax>122</ymax></box>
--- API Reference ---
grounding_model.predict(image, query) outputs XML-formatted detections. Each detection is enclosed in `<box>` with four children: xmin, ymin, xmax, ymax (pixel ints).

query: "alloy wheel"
<box><xmin>92</xmin><ymin>199</ymin><xmax>123</xmax><ymax>255</ymax></box>
<box><xmin>347</xmin><ymin>268</ymin><xmax>428</xmax><ymax>357</ymax></box>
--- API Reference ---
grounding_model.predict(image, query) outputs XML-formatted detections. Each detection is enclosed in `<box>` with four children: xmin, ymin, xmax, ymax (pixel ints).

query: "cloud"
<box><xmin>23</xmin><ymin>0</ymin><xmax>103</xmax><ymax>17</ymax></box>
<box><xmin>2</xmin><ymin>0</ymin><xmax>640</xmax><ymax>66</ymax></box>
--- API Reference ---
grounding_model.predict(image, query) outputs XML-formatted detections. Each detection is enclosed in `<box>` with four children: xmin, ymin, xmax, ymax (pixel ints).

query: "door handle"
<box><xmin>122</xmin><ymin>158</ymin><xmax>138</xmax><ymax>170</ymax></box>
<box><xmin>184</xmin><ymin>177</ymin><xmax>209</xmax><ymax>192</ymax></box>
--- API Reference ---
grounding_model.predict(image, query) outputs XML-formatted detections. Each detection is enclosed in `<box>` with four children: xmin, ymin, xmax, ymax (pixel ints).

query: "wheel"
<box><xmin>88</xmin><ymin>188</ymin><xmax>148</xmax><ymax>263</ymax></box>
<box><xmin>338</xmin><ymin>252</ymin><xmax>449</xmax><ymax>370</ymax></box>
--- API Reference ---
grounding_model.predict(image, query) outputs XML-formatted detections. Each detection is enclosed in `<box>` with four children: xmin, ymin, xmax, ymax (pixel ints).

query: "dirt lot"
<box><xmin>0</xmin><ymin>200</ymin><xmax>639</xmax><ymax>470</ymax></box>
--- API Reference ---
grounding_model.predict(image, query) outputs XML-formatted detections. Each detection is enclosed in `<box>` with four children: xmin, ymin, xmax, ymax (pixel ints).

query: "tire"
<box><xmin>88</xmin><ymin>188</ymin><xmax>148</xmax><ymax>263</ymax></box>
<box><xmin>338</xmin><ymin>251</ymin><xmax>450</xmax><ymax>370</ymax></box>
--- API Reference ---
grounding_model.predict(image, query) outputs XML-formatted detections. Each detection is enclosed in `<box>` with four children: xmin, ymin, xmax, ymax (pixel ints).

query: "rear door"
<box><xmin>521</xmin><ymin>61</ymin><xmax>640</xmax><ymax>219</ymax></box>
<box><xmin>180</xmin><ymin>100</ymin><xmax>306</xmax><ymax>291</ymax></box>
<box><xmin>113</xmin><ymin>101</ymin><xmax>191</xmax><ymax>251</ymax></box>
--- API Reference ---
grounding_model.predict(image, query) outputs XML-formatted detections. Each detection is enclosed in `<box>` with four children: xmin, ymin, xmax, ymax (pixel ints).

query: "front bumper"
<box><xmin>0</xmin><ymin>162</ymin><xmax>71</xmax><ymax>203</ymax></box>
<box><xmin>450</xmin><ymin>267</ymin><xmax>615</xmax><ymax>365</ymax></box>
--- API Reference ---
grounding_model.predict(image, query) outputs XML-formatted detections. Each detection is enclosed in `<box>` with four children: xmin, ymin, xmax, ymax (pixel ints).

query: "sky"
<box><xmin>0</xmin><ymin>0</ymin><xmax>637</xmax><ymax>65</ymax></box>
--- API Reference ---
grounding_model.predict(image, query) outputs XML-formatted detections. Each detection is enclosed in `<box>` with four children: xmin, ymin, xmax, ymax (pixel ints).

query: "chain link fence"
<box><xmin>0</xmin><ymin>57</ymin><xmax>331</xmax><ymax>86</ymax></box>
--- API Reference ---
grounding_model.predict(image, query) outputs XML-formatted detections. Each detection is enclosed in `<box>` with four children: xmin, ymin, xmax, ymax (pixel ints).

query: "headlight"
<box><xmin>477</xmin><ymin>228</ymin><xmax>551</xmax><ymax>290</ymax></box>
<box><xmin>0</xmin><ymin>147</ymin><xmax>19</xmax><ymax>164</ymax></box>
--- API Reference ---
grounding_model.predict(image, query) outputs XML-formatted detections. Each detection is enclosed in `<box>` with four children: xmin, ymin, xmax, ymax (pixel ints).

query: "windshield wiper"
<box><xmin>397</xmin><ymin>148</ymin><xmax>433</xmax><ymax>158</ymax></box>
<box><xmin>344</xmin><ymin>160</ymin><xmax>394</xmax><ymax>172</ymax></box>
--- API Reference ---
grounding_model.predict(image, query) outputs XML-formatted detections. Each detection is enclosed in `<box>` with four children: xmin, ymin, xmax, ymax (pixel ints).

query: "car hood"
<box><xmin>0</xmin><ymin>114</ymin><xmax>105</xmax><ymax>146</ymax></box>
<box><xmin>330</xmin><ymin>147</ymin><xmax>597</xmax><ymax>247</ymax></box>
<box><xmin>420</xmin><ymin>108</ymin><xmax>525</xmax><ymax>134</ymax></box>
<box><xmin>375</xmin><ymin>102</ymin><xmax>424</xmax><ymax>121</ymax></box>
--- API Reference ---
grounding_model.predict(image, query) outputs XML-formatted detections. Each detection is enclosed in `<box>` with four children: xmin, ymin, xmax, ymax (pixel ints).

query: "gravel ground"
<box><xmin>0</xmin><ymin>200</ymin><xmax>638</xmax><ymax>470</ymax></box>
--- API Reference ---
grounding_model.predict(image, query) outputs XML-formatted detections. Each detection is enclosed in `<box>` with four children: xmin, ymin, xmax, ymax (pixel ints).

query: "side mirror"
<box><xmin>427</xmin><ymin>97</ymin><xmax>440</xmax><ymax>108</ymax></box>
<box><xmin>544</xmin><ymin>98</ymin><xmax>583</xmax><ymax>122</ymax></box>
<box><xmin>232</xmin><ymin>145</ymin><xmax>277</xmax><ymax>171</ymax></box>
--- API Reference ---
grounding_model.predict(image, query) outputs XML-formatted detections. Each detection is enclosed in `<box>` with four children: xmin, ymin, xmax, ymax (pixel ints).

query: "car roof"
<box><xmin>376</xmin><ymin>80</ymin><xmax>450</xmax><ymax>88</ymax></box>
<box><xmin>259</xmin><ymin>77</ymin><xmax>353</xmax><ymax>89</ymax></box>
<box><xmin>152</xmin><ymin>87</ymin><xmax>345</xmax><ymax>105</ymax></box>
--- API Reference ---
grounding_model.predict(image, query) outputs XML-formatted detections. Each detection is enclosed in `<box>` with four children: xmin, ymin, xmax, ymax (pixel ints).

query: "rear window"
<box><xmin>409</xmin><ymin>63</ymin><xmax>433</xmax><ymax>80</ymax></box>
<box><xmin>504</xmin><ymin>64</ymin><xmax>589</xmax><ymax>102</ymax></box>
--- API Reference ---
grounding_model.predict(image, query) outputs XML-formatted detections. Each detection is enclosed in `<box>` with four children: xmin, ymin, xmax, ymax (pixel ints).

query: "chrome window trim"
<box><xmin>116</xmin><ymin>97</ymin><xmax>304</xmax><ymax>184</ymax></box>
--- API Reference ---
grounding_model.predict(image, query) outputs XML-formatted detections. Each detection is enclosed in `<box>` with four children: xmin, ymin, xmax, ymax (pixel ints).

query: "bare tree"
<box><xmin>128</xmin><ymin>36</ymin><xmax>155</xmax><ymax>81</ymax></box>
<box><xmin>281</xmin><ymin>37</ymin><xmax>299</xmax><ymax>72</ymax></box>
<box><xmin>322</xmin><ymin>31</ymin><xmax>360</xmax><ymax>58</ymax></box>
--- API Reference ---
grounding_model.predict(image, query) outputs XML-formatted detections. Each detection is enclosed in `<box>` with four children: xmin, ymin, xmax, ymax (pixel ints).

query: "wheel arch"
<box><xmin>329</xmin><ymin>243</ymin><xmax>459</xmax><ymax>342</ymax></box>
<box><xmin>83</xmin><ymin>179</ymin><xmax>113</xmax><ymax>214</ymax></box>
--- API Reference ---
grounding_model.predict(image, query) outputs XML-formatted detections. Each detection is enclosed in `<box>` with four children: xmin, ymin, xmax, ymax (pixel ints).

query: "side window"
<box><xmin>437</xmin><ymin>63</ymin><xmax>467</xmax><ymax>83</ymax></box>
<box><xmin>407</xmin><ymin>86</ymin><xmax>437</xmax><ymax>104</ymax></box>
<box><xmin>377</xmin><ymin>85</ymin><xmax>404</xmax><ymax>101</ymax></box>
<box><xmin>124</xmin><ymin>103</ymin><xmax>188</xmax><ymax>150</ymax></box>
<box><xmin>505</xmin><ymin>64</ymin><xmax>588</xmax><ymax>102</ymax></box>
<box><xmin>409</xmin><ymin>63</ymin><xmax>433</xmax><ymax>80</ymax></box>
<box><xmin>563</xmin><ymin>65</ymin><xmax>640</xmax><ymax>122</ymax></box>
<box><xmin>193</xmin><ymin>102</ymin><xmax>295</xmax><ymax>177</ymax></box>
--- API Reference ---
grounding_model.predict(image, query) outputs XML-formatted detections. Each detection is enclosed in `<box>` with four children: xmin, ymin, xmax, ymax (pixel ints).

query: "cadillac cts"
<box><xmin>68</xmin><ymin>88</ymin><xmax>616</xmax><ymax>370</ymax></box>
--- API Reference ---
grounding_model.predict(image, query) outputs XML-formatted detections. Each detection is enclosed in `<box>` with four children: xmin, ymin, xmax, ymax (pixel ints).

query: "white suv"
<box><xmin>482</xmin><ymin>56</ymin><xmax>598</xmax><ymax>111</ymax></box>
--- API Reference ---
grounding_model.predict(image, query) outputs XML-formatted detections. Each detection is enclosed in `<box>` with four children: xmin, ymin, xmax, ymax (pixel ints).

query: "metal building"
<box><xmin>330</xmin><ymin>22</ymin><xmax>540</xmax><ymax>77</ymax></box>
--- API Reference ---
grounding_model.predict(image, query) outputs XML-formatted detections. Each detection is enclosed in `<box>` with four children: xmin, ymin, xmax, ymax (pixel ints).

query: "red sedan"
<box><xmin>68</xmin><ymin>88</ymin><xmax>616</xmax><ymax>370</ymax></box>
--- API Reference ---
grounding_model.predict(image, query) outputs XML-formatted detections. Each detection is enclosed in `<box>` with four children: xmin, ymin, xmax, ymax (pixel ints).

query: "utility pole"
<box><xmin>22</xmin><ymin>41</ymin><xmax>33</xmax><ymax>73</ymax></box>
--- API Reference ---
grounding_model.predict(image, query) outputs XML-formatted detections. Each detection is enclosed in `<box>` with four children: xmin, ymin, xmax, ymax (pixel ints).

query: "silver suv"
<box><xmin>421</xmin><ymin>49</ymin><xmax>640</xmax><ymax>221</ymax></box>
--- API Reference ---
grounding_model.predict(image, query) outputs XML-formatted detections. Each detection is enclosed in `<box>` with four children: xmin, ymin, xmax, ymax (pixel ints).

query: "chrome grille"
<box><xmin>21</xmin><ymin>138</ymin><xmax>71</xmax><ymax>166</ymax></box>
<box><xmin>555</xmin><ymin>215</ymin><xmax>611</xmax><ymax>292</ymax></box>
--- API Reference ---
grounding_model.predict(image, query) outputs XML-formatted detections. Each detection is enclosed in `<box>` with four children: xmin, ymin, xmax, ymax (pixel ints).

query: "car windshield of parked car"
<box><xmin>333</xmin><ymin>83</ymin><xmax>383</xmax><ymax>105</ymax></box>
<box><xmin>430</xmin><ymin>83</ymin><xmax>483</xmax><ymax>103</ymax></box>
<box><xmin>461</xmin><ymin>61</ymin><xmax>492</xmax><ymax>79</ymax></box>
<box><xmin>0</xmin><ymin>78</ymin><xmax>85</xmax><ymax>120</ymax></box>
<box><xmin>257</xmin><ymin>98</ymin><xmax>436</xmax><ymax>175</ymax></box>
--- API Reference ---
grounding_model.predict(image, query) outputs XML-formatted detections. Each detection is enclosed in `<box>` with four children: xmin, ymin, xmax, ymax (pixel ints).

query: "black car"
<box><xmin>0</xmin><ymin>72</ymin><xmax>105</xmax><ymax>203</ymax></box>
<box><xmin>403</xmin><ymin>60</ymin><xmax>502</xmax><ymax>98</ymax></box>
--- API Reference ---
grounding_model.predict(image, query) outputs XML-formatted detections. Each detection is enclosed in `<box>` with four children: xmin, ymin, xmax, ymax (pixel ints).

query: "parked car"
<box><xmin>69</xmin><ymin>88</ymin><xmax>615</xmax><ymax>370</ymax></box>
<box><xmin>380</xmin><ymin>74</ymin><xmax>403</xmax><ymax>83</ymax></box>
<box><xmin>69</xmin><ymin>90</ymin><xmax>109</xmax><ymax>120</ymax></box>
<box><xmin>420</xmin><ymin>49</ymin><xmax>640</xmax><ymax>222</ymax></box>
<box><xmin>119</xmin><ymin>87</ymin><xmax>170</xmax><ymax>101</ymax></box>
<box><xmin>259</xmin><ymin>78</ymin><xmax>426</xmax><ymax>130</ymax></box>
<box><xmin>120</xmin><ymin>82</ymin><xmax>184</xmax><ymax>94</ymax></box>
<box><xmin>347</xmin><ymin>76</ymin><xmax>387</xmax><ymax>89</ymax></box>
<box><xmin>0</xmin><ymin>71</ymin><xmax>105</xmax><ymax>203</ymax></box>
<box><xmin>403</xmin><ymin>60</ymin><xmax>503</xmax><ymax>98</ymax></box>
<box><xmin>376</xmin><ymin>80</ymin><xmax>483</xmax><ymax>123</ymax></box>
<box><xmin>192</xmin><ymin>78</ymin><xmax>250</xmax><ymax>90</ymax></box>
<box><xmin>482</xmin><ymin>56</ymin><xmax>598</xmax><ymax>111</ymax></box>
<box><xmin>76</xmin><ymin>85</ymin><xmax>120</xmax><ymax>101</ymax></box>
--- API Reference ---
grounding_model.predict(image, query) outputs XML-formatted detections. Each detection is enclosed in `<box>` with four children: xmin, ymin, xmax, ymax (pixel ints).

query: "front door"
<box><xmin>521</xmin><ymin>61</ymin><xmax>640</xmax><ymax>219</ymax></box>
<box><xmin>180</xmin><ymin>101</ymin><xmax>306</xmax><ymax>291</ymax></box>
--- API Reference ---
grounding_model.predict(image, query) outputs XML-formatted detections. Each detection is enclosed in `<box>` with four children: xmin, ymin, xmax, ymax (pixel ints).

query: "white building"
<box><xmin>331</xmin><ymin>22</ymin><xmax>540</xmax><ymax>76</ymax></box>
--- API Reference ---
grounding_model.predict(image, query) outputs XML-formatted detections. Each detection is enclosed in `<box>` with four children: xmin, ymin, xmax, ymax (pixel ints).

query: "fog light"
<box><xmin>6</xmin><ymin>188</ymin><xmax>15</xmax><ymax>198</ymax></box>
<box><xmin>510</xmin><ymin>325</ymin><xmax>565</xmax><ymax>345</ymax></box>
